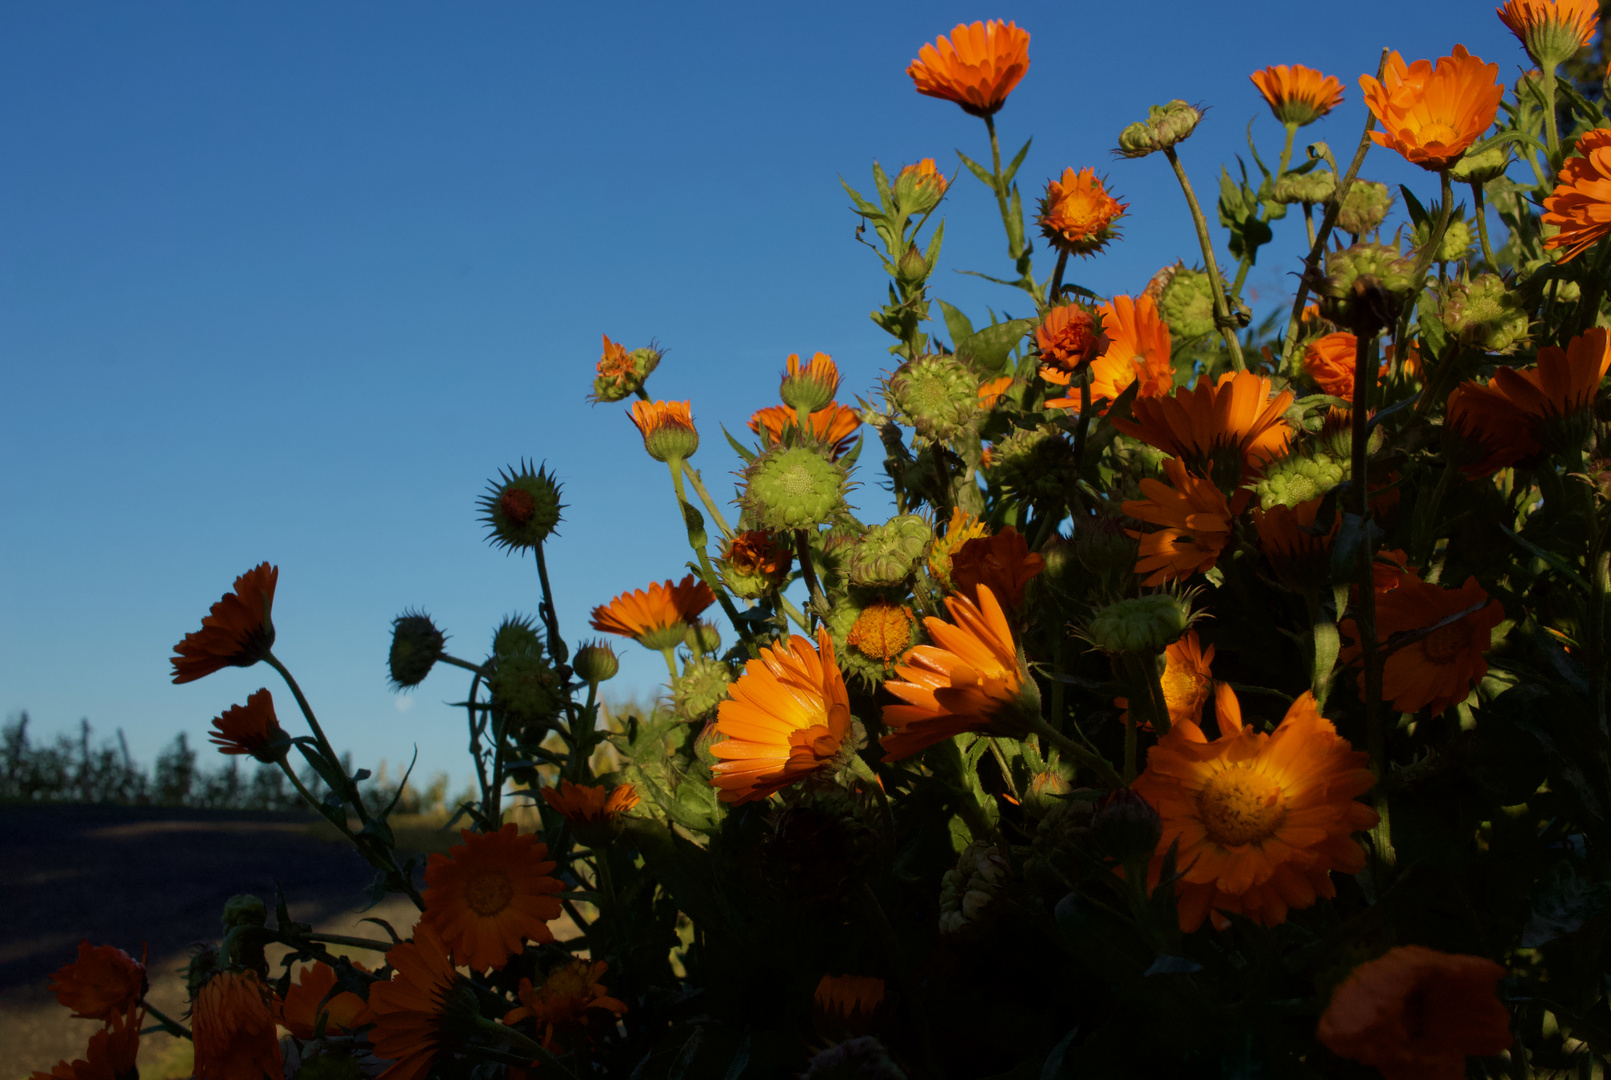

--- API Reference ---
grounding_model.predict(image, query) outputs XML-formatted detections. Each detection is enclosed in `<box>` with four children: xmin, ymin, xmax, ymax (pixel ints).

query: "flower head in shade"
<box><xmin>170</xmin><ymin>563</ymin><xmax>277</xmax><ymax>684</ymax></box>
<box><xmin>882</xmin><ymin>585</ymin><xmax>1039</xmax><ymax>760</ymax></box>
<box><xmin>1341</xmin><ymin>571</ymin><xmax>1504</xmax><ymax>716</ymax></box>
<box><xmin>191</xmin><ymin>970</ymin><xmax>284</xmax><ymax>1080</ymax></box>
<box><xmin>29</xmin><ymin>1008</ymin><xmax>141</xmax><ymax>1080</ymax></box>
<box><xmin>275</xmin><ymin>961</ymin><xmax>366</xmax><ymax>1040</ymax></box>
<box><xmin>1543</xmin><ymin>127</ymin><xmax>1611</xmax><ymax>262</ymax></box>
<box><xmin>927</xmin><ymin>508</ymin><xmax>989</xmax><ymax>589</ymax></box>
<box><xmin>949</xmin><ymin>527</ymin><xmax>1046</xmax><ymax>609</ymax></box>
<box><xmin>1303</xmin><ymin>331</ymin><xmax>1362</xmax><ymax>399</ymax></box>
<box><xmin>540</xmin><ymin>780</ymin><xmax>640</xmax><ymax>825</ymax></box>
<box><xmin>48</xmin><ymin>942</ymin><xmax>146</xmax><ymax>1023</ymax></box>
<box><xmin>364</xmin><ymin>923</ymin><xmax>478</xmax><ymax>1080</ymax></box>
<box><xmin>1317</xmin><ymin>945</ymin><xmax>1511</xmax><ymax>1079</ymax></box>
<box><xmin>907</xmin><ymin>21</ymin><xmax>1030</xmax><ymax>118</ymax></box>
<box><xmin>421</xmin><ymin>823</ymin><xmax>564</xmax><ymax>972</ymax></box>
<box><xmin>589</xmin><ymin>574</ymin><xmax>716</xmax><ymax>652</ymax></box>
<box><xmin>1111</xmin><ymin>371</ymin><xmax>1295</xmax><ymax>486</ymax></box>
<box><xmin>780</xmin><ymin>352</ymin><xmax>841</xmax><ymax>414</ymax></box>
<box><xmin>629</xmin><ymin>400</ymin><xmax>699</xmax><ymax>463</ymax></box>
<box><xmin>1115</xmin><ymin>630</ymin><xmax>1214</xmax><ymax>731</ymax></box>
<box><xmin>1036</xmin><ymin>302</ymin><xmax>1108</xmax><ymax>373</ymax></box>
<box><xmin>1359</xmin><ymin>47</ymin><xmax>1504</xmax><ymax>170</ymax></box>
<box><xmin>207</xmin><ymin>689</ymin><xmax>288</xmax><ymax>764</ymax></box>
<box><xmin>1050</xmin><ymin>293</ymin><xmax>1174</xmax><ymax>412</ymax></box>
<box><xmin>1250</xmin><ymin>64</ymin><xmax>1344</xmax><ymax>126</ymax></box>
<box><xmin>749</xmin><ymin>402</ymin><xmax>863</xmax><ymax>460</ymax></box>
<box><xmin>814</xmin><ymin>974</ymin><xmax>885</xmax><ymax>1037</ymax></box>
<box><xmin>709</xmin><ymin>628</ymin><xmax>853</xmax><ymax>804</ymax></box>
<box><xmin>1121</xmin><ymin>458</ymin><xmax>1237</xmax><ymax>587</ymax></box>
<box><xmin>1498</xmin><ymin>0</ymin><xmax>1599</xmax><ymax>69</ymax></box>
<box><xmin>505</xmin><ymin>960</ymin><xmax>627</xmax><ymax>1054</ymax></box>
<box><xmin>977</xmin><ymin>374</ymin><xmax>1013</xmax><ymax>410</ymax></box>
<box><xmin>1132</xmin><ymin>686</ymin><xmax>1378</xmax><ymax>932</ymax></box>
<box><xmin>1253</xmin><ymin>497</ymin><xmax>1338</xmax><ymax>592</ymax></box>
<box><xmin>1037</xmin><ymin>168</ymin><xmax>1126</xmax><ymax>258</ymax></box>
<box><xmin>719</xmin><ymin>529</ymin><xmax>793</xmax><ymax>598</ymax></box>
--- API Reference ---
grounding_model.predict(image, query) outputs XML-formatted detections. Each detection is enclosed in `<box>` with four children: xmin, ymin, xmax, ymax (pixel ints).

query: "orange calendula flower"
<box><xmin>191</xmin><ymin>970</ymin><xmax>284</xmax><ymax>1080</ymax></box>
<box><xmin>1132</xmin><ymin>687</ymin><xmax>1379</xmax><ymax>932</ymax></box>
<box><xmin>895</xmin><ymin>158</ymin><xmax>949</xmax><ymax>208</ymax></box>
<box><xmin>1303</xmin><ymin>331</ymin><xmax>1360</xmax><ymax>398</ymax></box>
<box><xmin>1253</xmin><ymin>497</ymin><xmax>1338</xmax><ymax>591</ymax></box>
<box><xmin>1115</xmin><ymin>630</ymin><xmax>1214</xmax><ymax>731</ymax></box>
<box><xmin>364</xmin><ymin>923</ymin><xmax>469</xmax><ymax>1080</ymax></box>
<box><xmin>1359</xmin><ymin>46</ymin><xmax>1504</xmax><ymax>170</ymax></box>
<box><xmin>1544</xmin><ymin>127</ymin><xmax>1611</xmax><ymax>261</ymax></box>
<box><xmin>48</xmin><ymin>941</ymin><xmax>147</xmax><ymax>1023</ymax></box>
<box><xmin>1341</xmin><ymin>572</ymin><xmax>1504</xmax><ymax>716</ymax></box>
<box><xmin>275</xmin><ymin>961</ymin><xmax>366</xmax><ymax>1040</ymax></box>
<box><xmin>1447</xmin><ymin>326</ymin><xmax>1611</xmax><ymax>473</ymax></box>
<box><xmin>170</xmin><ymin>562</ymin><xmax>278</xmax><ymax>684</ymax></box>
<box><xmin>977</xmin><ymin>374</ymin><xmax>1013</xmax><ymax>409</ymax></box>
<box><xmin>1037</xmin><ymin>168</ymin><xmax>1127</xmax><ymax>258</ymax></box>
<box><xmin>907</xmin><ymin>20</ymin><xmax>1030</xmax><ymax>118</ymax></box>
<box><xmin>814</xmin><ymin>974</ymin><xmax>885</xmax><ymax>1031</ymax></box>
<box><xmin>1250</xmin><ymin>64</ymin><xmax>1345</xmax><ymax>127</ymax></box>
<box><xmin>421</xmin><ymin>823</ymin><xmax>565</xmax><ymax>971</ymax></box>
<box><xmin>749</xmin><ymin>402</ymin><xmax>863</xmax><ymax>460</ymax></box>
<box><xmin>949</xmin><ymin>526</ymin><xmax>1046</xmax><ymax>609</ymax></box>
<box><xmin>1122</xmin><ymin>458</ymin><xmax>1238</xmax><ymax>587</ymax></box>
<box><xmin>589</xmin><ymin>574</ymin><xmax>716</xmax><ymax>651</ymax></box>
<box><xmin>1036</xmin><ymin>302</ymin><xmax>1108</xmax><ymax>373</ymax></box>
<box><xmin>206</xmin><ymin>689</ymin><xmax>288</xmax><ymax>763</ymax></box>
<box><xmin>927</xmin><ymin>508</ymin><xmax>989</xmax><ymax>588</ymax></box>
<box><xmin>719</xmin><ymin>529</ymin><xmax>792</xmax><ymax>598</ymax></box>
<box><xmin>1112</xmin><ymin>370</ymin><xmax>1295</xmax><ymax>485</ymax></box>
<box><xmin>709</xmin><ymin>628</ymin><xmax>853</xmax><ymax>804</ymax></box>
<box><xmin>628</xmin><ymin>399</ymin><xmax>699</xmax><ymax>463</ymax></box>
<box><xmin>1317</xmin><ymin>945</ymin><xmax>1512</xmax><ymax>1079</ymax></box>
<box><xmin>845</xmin><ymin>600</ymin><xmax>918</xmax><ymax>666</ymax></box>
<box><xmin>1050</xmin><ymin>293</ymin><xmax>1174</xmax><ymax>412</ymax></box>
<box><xmin>29</xmin><ymin>1007</ymin><xmax>141</xmax><ymax>1080</ymax></box>
<box><xmin>780</xmin><ymin>351</ymin><xmax>841</xmax><ymax>409</ymax></box>
<box><xmin>540</xmin><ymin>779</ymin><xmax>641</xmax><ymax>824</ymax></box>
<box><xmin>882</xmin><ymin>585</ymin><xmax>1038</xmax><ymax>760</ymax></box>
<box><xmin>505</xmin><ymin>960</ymin><xmax>627</xmax><ymax>1054</ymax></box>
<box><xmin>1498</xmin><ymin>0</ymin><xmax>1599</xmax><ymax>69</ymax></box>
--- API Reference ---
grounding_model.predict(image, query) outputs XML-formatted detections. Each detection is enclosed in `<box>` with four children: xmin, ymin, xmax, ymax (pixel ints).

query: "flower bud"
<box><xmin>1252</xmin><ymin>451</ymin><xmax>1349</xmax><ymax>510</ymax></box>
<box><xmin>1332</xmin><ymin>180</ymin><xmax>1394</xmax><ymax>237</ymax></box>
<box><xmin>1091</xmin><ymin>788</ymin><xmax>1163</xmax><ymax>862</ymax></box>
<box><xmin>590</xmin><ymin>335</ymin><xmax>661</xmax><ymax>404</ymax></box>
<box><xmin>1271</xmin><ymin>168</ymin><xmax>1337</xmax><ymax>206</ymax></box>
<box><xmin>895</xmin><ymin>242</ymin><xmax>931</xmax><ymax>287</ymax></box>
<box><xmin>938</xmin><ymin>842</ymin><xmax>1011</xmax><ymax>934</ymax></box>
<box><xmin>1437</xmin><ymin>273</ymin><xmax>1529</xmax><ymax>354</ymax></box>
<box><xmin>779</xmin><ymin>352</ymin><xmax>841</xmax><ymax>415</ymax></box>
<box><xmin>1448</xmin><ymin>145</ymin><xmax>1509</xmax><ymax>185</ymax></box>
<box><xmin>1157</xmin><ymin>266</ymin><xmax>1217</xmax><ymax>340</ymax></box>
<box><xmin>684</xmin><ymin>620</ymin><xmax>721</xmax><ymax>655</ymax></box>
<box><xmin>477</xmin><ymin>461</ymin><xmax>564</xmax><ymax>553</ymax></box>
<box><xmin>1117</xmin><ymin>100</ymin><xmax>1203</xmax><ymax>157</ymax></box>
<box><xmin>629</xmin><ymin>400</ymin><xmax>699</xmax><ymax>463</ymax></box>
<box><xmin>894</xmin><ymin>158</ymin><xmax>948</xmax><ymax>215</ymax></box>
<box><xmin>1414</xmin><ymin>211</ymin><xmax>1473</xmax><ymax>263</ymax></box>
<box><xmin>991</xmin><ymin>425</ymin><xmax>1079</xmax><ymax>503</ymax></box>
<box><xmin>221</xmin><ymin>894</ymin><xmax>267</xmax><ymax>929</ymax></box>
<box><xmin>1023</xmin><ymin>767</ymin><xmax>1074</xmax><ymax>820</ymax></box>
<box><xmin>488</xmin><ymin>616</ymin><xmax>562</xmax><ymax>734</ymax></box>
<box><xmin>1085</xmin><ymin>593</ymin><xmax>1193</xmax><ymax>654</ymax></box>
<box><xmin>1316</xmin><ymin>243</ymin><xmax>1417</xmax><ymax>336</ymax></box>
<box><xmin>740</xmin><ymin>445</ymin><xmax>851</xmax><ymax>531</ymax></box>
<box><xmin>1072</xmin><ymin>513</ymin><xmax>1140</xmax><ymax>583</ymax></box>
<box><xmin>848</xmin><ymin>514</ymin><xmax>932</xmax><ymax>587</ymax></box>
<box><xmin>887</xmin><ymin>353</ymin><xmax>981</xmax><ymax>443</ymax></box>
<box><xmin>388</xmin><ymin>610</ymin><xmax>446</xmax><ymax>689</ymax></box>
<box><xmin>572</xmin><ymin>639</ymin><xmax>619</xmax><ymax>684</ymax></box>
<box><xmin>673</xmin><ymin>656</ymin><xmax>736</xmax><ymax>722</ymax></box>
<box><xmin>719</xmin><ymin>529</ymin><xmax>792</xmax><ymax>598</ymax></box>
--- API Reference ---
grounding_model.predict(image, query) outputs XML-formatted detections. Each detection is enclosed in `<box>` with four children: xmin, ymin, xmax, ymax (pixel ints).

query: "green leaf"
<box><xmin>838</xmin><ymin>177</ymin><xmax>882</xmax><ymax>219</ymax></box>
<box><xmin>923</xmin><ymin>217</ymin><xmax>946</xmax><ymax>271</ymax></box>
<box><xmin>938</xmin><ymin>299</ymin><xmax>975</xmax><ymax>347</ymax></box>
<box><xmin>721</xmin><ymin>424</ymin><xmax>758</xmax><ymax>465</ymax></box>
<box><xmin>955</xmin><ymin>317</ymin><xmax>1034</xmax><ymax>374</ymax></box>
<box><xmin>1002</xmin><ymin>137</ymin><xmax>1033</xmax><ymax>186</ymax></box>
<box><xmin>680</xmin><ymin>500</ymin><xmax>708</xmax><ymax>549</ymax></box>
<box><xmin>621</xmin><ymin>817</ymin><xmax>737</xmax><ymax>931</ymax></box>
<box><xmin>956</xmin><ymin>150</ymin><xmax>997</xmax><ymax>191</ymax></box>
<box><xmin>871</xmin><ymin>162</ymin><xmax>895</xmax><ymax>215</ymax></box>
<box><xmin>1398</xmin><ymin>184</ymin><xmax>1431</xmax><ymax>229</ymax></box>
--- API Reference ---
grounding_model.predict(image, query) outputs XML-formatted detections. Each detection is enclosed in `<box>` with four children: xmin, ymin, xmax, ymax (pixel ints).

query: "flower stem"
<box><xmin>266</xmin><ymin>651</ymin><xmax>369</xmax><ymax>825</ymax></box>
<box><xmin>983</xmin><ymin>113</ymin><xmax>1018</xmax><ymax>260</ymax></box>
<box><xmin>669</xmin><ymin>460</ymin><xmax>752</xmax><ymax>648</ymax></box>
<box><xmin>532</xmin><ymin>542</ymin><xmax>568</xmax><ymax>667</ymax></box>
<box><xmin>684</xmin><ymin>466</ymin><xmax>735</xmax><ymax>540</ymax></box>
<box><xmin>660</xmin><ymin>647</ymin><xmax>679</xmax><ymax>682</ymax></box>
<box><xmin>1471</xmin><ymin>181</ymin><xmax>1497</xmax><ymax>268</ymax></box>
<box><xmin>1412</xmin><ymin>171</ymin><xmax>1455</xmax><ymax>278</ymax></box>
<box><xmin>140</xmin><ymin>1000</ymin><xmax>191</xmax><ymax>1040</ymax></box>
<box><xmin>1024</xmin><ymin>714</ymin><xmax>1124</xmax><ymax>788</ymax></box>
<box><xmin>1048</xmin><ymin>249</ymin><xmax>1069</xmax><ymax>307</ymax></box>
<box><xmin>1541</xmin><ymin>67</ymin><xmax>1561</xmax><ymax>166</ymax></box>
<box><xmin>1163</xmin><ymin>147</ymin><xmax>1245</xmax><ymax>371</ymax></box>
<box><xmin>793</xmin><ymin>529</ymin><xmax>828</xmax><ymax>621</ymax></box>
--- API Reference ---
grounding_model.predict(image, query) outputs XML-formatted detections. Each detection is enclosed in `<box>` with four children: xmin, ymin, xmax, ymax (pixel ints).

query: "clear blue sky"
<box><xmin>1</xmin><ymin>2</ymin><xmax>1522</xmax><ymax>785</ymax></box>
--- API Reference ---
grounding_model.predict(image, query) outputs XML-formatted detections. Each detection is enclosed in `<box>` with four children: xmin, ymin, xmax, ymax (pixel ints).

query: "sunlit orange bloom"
<box><xmin>927</xmin><ymin>507</ymin><xmax>989</xmax><ymax>588</ymax></box>
<box><xmin>1317</xmin><ymin>945</ymin><xmax>1511</xmax><ymax>1079</ymax></box>
<box><xmin>1253</xmin><ymin>497</ymin><xmax>1338</xmax><ymax>590</ymax></box>
<box><xmin>1115</xmin><ymin>630</ymin><xmax>1214</xmax><ymax>731</ymax></box>
<box><xmin>1543</xmin><ymin>127</ymin><xmax>1611</xmax><ymax>261</ymax></box>
<box><xmin>29</xmin><ymin>1008</ymin><xmax>141</xmax><ymax>1080</ymax></box>
<box><xmin>505</xmin><ymin>961</ymin><xmax>627</xmax><ymax>1054</ymax></box>
<box><xmin>907</xmin><ymin>21</ymin><xmax>1030</xmax><ymax>118</ymax></box>
<box><xmin>540</xmin><ymin>780</ymin><xmax>640</xmax><ymax>824</ymax></box>
<box><xmin>1359</xmin><ymin>46</ymin><xmax>1504</xmax><ymax>170</ymax></box>
<box><xmin>48</xmin><ymin>941</ymin><xmax>146</xmax><ymax>1023</ymax></box>
<box><xmin>814</xmin><ymin>974</ymin><xmax>885</xmax><ymax>1026</ymax></box>
<box><xmin>1132</xmin><ymin>687</ymin><xmax>1378</xmax><ymax>932</ymax></box>
<box><xmin>709</xmin><ymin>628</ymin><xmax>852</xmax><ymax>804</ymax></box>
<box><xmin>1122</xmin><ymin>458</ymin><xmax>1238</xmax><ymax>587</ymax></box>
<box><xmin>364</xmin><ymin>923</ymin><xmax>465</xmax><ymax>1080</ymax></box>
<box><xmin>977</xmin><ymin>375</ymin><xmax>1013</xmax><ymax>409</ymax></box>
<box><xmin>421</xmin><ymin>823</ymin><xmax>564</xmax><ymax>971</ymax></box>
<box><xmin>191</xmin><ymin>970</ymin><xmax>283</xmax><ymax>1080</ymax></box>
<box><xmin>170</xmin><ymin>563</ymin><xmax>278</xmax><ymax>684</ymax></box>
<box><xmin>589</xmin><ymin>574</ymin><xmax>716</xmax><ymax>647</ymax></box>
<box><xmin>1342</xmin><ymin>571</ymin><xmax>1504</xmax><ymax>716</ymax></box>
<box><xmin>749</xmin><ymin>402</ymin><xmax>863</xmax><ymax>459</ymax></box>
<box><xmin>783</xmin><ymin>351</ymin><xmax>841</xmax><ymax>399</ymax></box>
<box><xmin>1112</xmin><ymin>370</ymin><xmax>1294</xmax><ymax>484</ymax></box>
<box><xmin>1036</xmin><ymin>303</ymin><xmax>1108</xmax><ymax>373</ymax></box>
<box><xmin>628</xmin><ymin>399</ymin><xmax>698</xmax><ymax>461</ymax></box>
<box><xmin>1304</xmin><ymin>332</ymin><xmax>1360</xmax><ymax>398</ymax></box>
<box><xmin>949</xmin><ymin>526</ymin><xmax>1046</xmax><ymax>609</ymax></box>
<box><xmin>882</xmin><ymin>585</ymin><xmax>1035</xmax><ymax>759</ymax></box>
<box><xmin>846</xmin><ymin>600</ymin><xmax>918</xmax><ymax>666</ymax></box>
<box><xmin>1447</xmin><ymin>326</ymin><xmax>1611</xmax><ymax>473</ymax></box>
<box><xmin>1038</xmin><ymin>168</ymin><xmax>1127</xmax><ymax>258</ymax></box>
<box><xmin>1498</xmin><ymin>0</ymin><xmax>1599</xmax><ymax>67</ymax></box>
<box><xmin>1250</xmin><ymin>64</ymin><xmax>1345</xmax><ymax>126</ymax></box>
<box><xmin>206</xmin><ymin>689</ymin><xmax>287</xmax><ymax>763</ymax></box>
<box><xmin>1050</xmin><ymin>293</ymin><xmax>1174</xmax><ymax>411</ymax></box>
<box><xmin>275</xmin><ymin>961</ymin><xmax>366</xmax><ymax>1040</ymax></box>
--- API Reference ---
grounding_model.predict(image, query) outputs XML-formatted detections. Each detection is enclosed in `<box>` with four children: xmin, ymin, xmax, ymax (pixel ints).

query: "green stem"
<box><xmin>279</xmin><ymin>754</ymin><xmax>426</xmax><ymax>910</ymax></box>
<box><xmin>983</xmin><ymin>113</ymin><xmax>1018</xmax><ymax>259</ymax></box>
<box><xmin>1073</xmin><ymin>376</ymin><xmax>1094</xmax><ymax>466</ymax></box>
<box><xmin>777</xmin><ymin>591</ymin><xmax>811</xmax><ymax>633</ymax></box>
<box><xmin>568</xmin><ymin>682</ymin><xmax>599</xmax><ymax>782</ymax></box>
<box><xmin>1351</xmin><ymin>331</ymin><xmax>1394</xmax><ymax>874</ymax></box>
<box><xmin>1412</xmin><ymin>171</ymin><xmax>1455</xmax><ymax>278</ymax></box>
<box><xmin>934</xmin><ymin>738</ymin><xmax>995</xmax><ymax>840</ymax></box>
<box><xmin>301</xmin><ymin>932</ymin><xmax>397</xmax><ymax>952</ymax></box>
<box><xmin>140</xmin><ymin>1000</ymin><xmax>192</xmax><ymax>1040</ymax></box>
<box><xmin>684</xmin><ymin>467</ymin><xmax>735</xmax><ymax>540</ymax></box>
<box><xmin>1024</xmin><ymin>714</ymin><xmax>1124</xmax><ymax>788</ymax></box>
<box><xmin>668</xmin><ymin>460</ymin><xmax>752</xmax><ymax>649</ymax></box>
<box><xmin>438</xmin><ymin>654</ymin><xmax>489</xmax><ymax>676</ymax></box>
<box><xmin>660</xmin><ymin>647</ymin><xmax>680</xmax><ymax>682</ymax></box>
<box><xmin>793</xmin><ymin>529</ymin><xmax>829</xmax><ymax>620</ymax></box>
<box><xmin>1048</xmin><ymin>249</ymin><xmax>1070</xmax><ymax>308</ymax></box>
<box><xmin>1471</xmin><ymin>182</ymin><xmax>1497</xmax><ymax>268</ymax></box>
<box><xmin>265</xmin><ymin>652</ymin><xmax>362</xmax><ymax>820</ymax></box>
<box><xmin>532</xmin><ymin>542</ymin><xmax>568</xmax><ymax>666</ymax></box>
<box><xmin>1303</xmin><ymin>203</ymin><xmax>1316</xmax><ymax>250</ymax></box>
<box><xmin>1541</xmin><ymin>67</ymin><xmax>1561</xmax><ymax>166</ymax></box>
<box><xmin>1163</xmin><ymin>147</ymin><xmax>1245</xmax><ymax>371</ymax></box>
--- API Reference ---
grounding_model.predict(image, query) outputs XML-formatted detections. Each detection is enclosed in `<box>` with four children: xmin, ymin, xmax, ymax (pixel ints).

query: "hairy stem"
<box><xmin>1164</xmin><ymin>147</ymin><xmax>1245</xmax><ymax>371</ymax></box>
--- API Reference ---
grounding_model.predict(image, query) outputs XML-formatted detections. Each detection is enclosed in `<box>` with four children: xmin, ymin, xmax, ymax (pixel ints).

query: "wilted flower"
<box><xmin>191</xmin><ymin>970</ymin><xmax>283</xmax><ymax>1080</ymax></box>
<box><xmin>906</xmin><ymin>21</ymin><xmax>1031</xmax><ymax>118</ymax></box>
<box><xmin>207</xmin><ymin>690</ymin><xmax>288</xmax><ymax>764</ymax></box>
<box><xmin>927</xmin><ymin>508</ymin><xmax>989</xmax><ymax>589</ymax></box>
<box><xmin>505</xmin><ymin>961</ymin><xmax>627</xmax><ymax>1054</ymax></box>
<box><xmin>1116</xmin><ymin>100</ymin><xmax>1203</xmax><ymax>157</ymax></box>
<box><xmin>49</xmin><ymin>942</ymin><xmax>147</xmax><ymax>1023</ymax></box>
<box><xmin>590</xmin><ymin>334</ymin><xmax>660</xmax><ymax>403</ymax></box>
<box><xmin>1359</xmin><ymin>47</ymin><xmax>1504</xmax><ymax>170</ymax></box>
<box><xmin>1250</xmin><ymin>64</ymin><xmax>1344</xmax><ymax>126</ymax></box>
<box><xmin>719</xmin><ymin>529</ymin><xmax>793</xmax><ymax>598</ymax></box>
<box><xmin>938</xmin><ymin>842</ymin><xmax>1011</xmax><ymax>933</ymax></box>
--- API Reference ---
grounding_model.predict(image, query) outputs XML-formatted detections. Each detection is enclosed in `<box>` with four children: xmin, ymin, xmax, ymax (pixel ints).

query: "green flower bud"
<box><xmin>487</xmin><ymin>616</ymin><xmax>562</xmax><ymax>733</ymax></box>
<box><xmin>673</xmin><ymin>656</ymin><xmax>735</xmax><ymax>722</ymax></box>
<box><xmin>630</xmin><ymin>400</ymin><xmax>699</xmax><ymax>464</ymax></box>
<box><xmin>1332</xmin><ymin>180</ymin><xmax>1394</xmax><ymax>237</ymax></box>
<box><xmin>572</xmin><ymin>639</ymin><xmax>620</xmax><ymax>684</ymax></box>
<box><xmin>388</xmin><ymin>610</ymin><xmax>446</xmax><ymax>690</ymax></box>
<box><xmin>1316</xmin><ymin>243</ymin><xmax>1417</xmax><ymax>336</ymax></box>
<box><xmin>887</xmin><ymin>353</ymin><xmax>980</xmax><ymax>443</ymax></box>
<box><xmin>938</xmin><ymin>842</ymin><xmax>1011</xmax><ymax>934</ymax></box>
<box><xmin>477</xmin><ymin>461</ymin><xmax>564</xmax><ymax>553</ymax></box>
<box><xmin>1157</xmin><ymin>266</ymin><xmax>1218</xmax><ymax>340</ymax></box>
<box><xmin>988</xmin><ymin>423</ymin><xmax>1080</xmax><ymax>502</ymax></box>
<box><xmin>1072</xmin><ymin>513</ymin><xmax>1139</xmax><ymax>586</ymax></box>
<box><xmin>221</xmin><ymin>894</ymin><xmax>267</xmax><ymax>929</ymax></box>
<box><xmin>779</xmin><ymin>353</ymin><xmax>840</xmax><ymax>415</ymax></box>
<box><xmin>1438</xmin><ymin>272</ymin><xmax>1529</xmax><ymax>354</ymax></box>
<box><xmin>1252</xmin><ymin>451</ymin><xmax>1349</xmax><ymax>510</ymax></box>
<box><xmin>895</xmin><ymin>242</ymin><xmax>931</xmax><ymax>287</ymax></box>
<box><xmin>1116</xmin><ymin>100</ymin><xmax>1203</xmax><ymax>158</ymax></box>
<box><xmin>1271</xmin><ymin>168</ymin><xmax>1337</xmax><ymax>206</ymax></box>
<box><xmin>848</xmin><ymin>514</ymin><xmax>932</xmax><ymax>588</ymax></box>
<box><xmin>740</xmin><ymin>445</ymin><xmax>850</xmax><ymax>531</ymax></box>
<box><xmin>893</xmin><ymin>158</ymin><xmax>948</xmax><ymax>216</ymax></box>
<box><xmin>1085</xmin><ymin>593</ymin><xmax>1193</xmax><ymax>654</ymax></box>
<box><xmin>1022</xmin><ymin>767</ymin><xmax>1074</xmax><ymax>820</ymax></box>
<box><xmin>1413</xmin><ymin>210</ymin><xmax>1473</xmax><ymax>263</ymax></box>
<box><xmin>1090</xmin><ymin>788</ymin><xmax>1163</xmax><ymax>862</ymax></box>
<box><xmin>1448</xmin><ymin>145</ymin><xmax>1509</xmax><ymax>185</ymax></box>
<box><xmin>684</xmin><ymin>621</ymin><xmax>721</xmax><ymax>655</ymax></box>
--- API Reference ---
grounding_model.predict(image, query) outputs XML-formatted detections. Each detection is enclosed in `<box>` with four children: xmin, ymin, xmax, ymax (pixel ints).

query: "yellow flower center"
<box><xmin>1415</xmin><ymin>120</ymin><xmax>1459</xmax><ymax>147</ymax></box>
<box><xmin>1422</xmin><ymin>623</ymin><xmax>1467</xmax><ymax>665</ymax></box>
<box><xmin>1197</xmin><ymin>765</ymin><xmax>1286</xmax><ymax>847</ymax></box>
<box><xmin>464</xmin><ymin>870</ymin><xmax>514</xmax><ymax>916</ymax></box>
<box><xmin>1160</xmin><ymin>665</ymin><xmax>1208</xmax><ymax>715</ymax></box>
<box><xmin>1052</xmin><ymin>190</ymin><xmax>1108</xmax><ymax>239</ymax></box>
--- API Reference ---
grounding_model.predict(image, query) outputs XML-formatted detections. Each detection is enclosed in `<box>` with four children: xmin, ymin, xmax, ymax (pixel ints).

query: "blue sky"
<box><xmin>1</xmin><ymin>2</ymin><xmax>1526</xmax><ymax>787</ymax></box>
